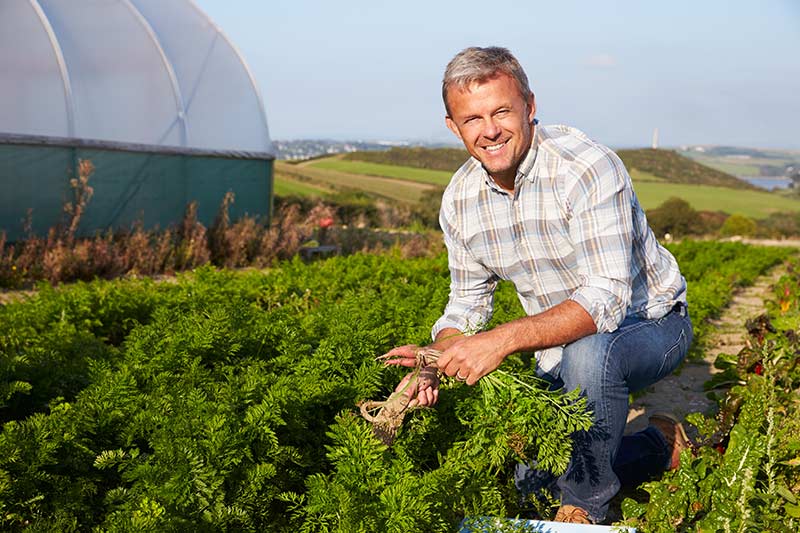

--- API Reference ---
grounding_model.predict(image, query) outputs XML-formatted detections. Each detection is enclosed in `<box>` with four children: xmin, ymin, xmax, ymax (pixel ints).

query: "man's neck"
<box><xmin>488</xmin><ymin>170</ymin><xmax>517</xmax><ymax>193</ymax></box>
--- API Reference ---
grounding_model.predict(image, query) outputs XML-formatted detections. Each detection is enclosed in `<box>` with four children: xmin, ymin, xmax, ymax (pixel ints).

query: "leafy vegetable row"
<box><xmin>0</xmin><ymin>241</ymin><xmax>792</xmax><ymax>531</ymax></box>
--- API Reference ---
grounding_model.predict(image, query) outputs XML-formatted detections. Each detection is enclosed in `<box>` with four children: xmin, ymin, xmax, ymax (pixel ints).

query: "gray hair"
<box><xmin>442</xmin><ymin>46</ymin><xmax>533</xmax><ymax>116</ymax></box>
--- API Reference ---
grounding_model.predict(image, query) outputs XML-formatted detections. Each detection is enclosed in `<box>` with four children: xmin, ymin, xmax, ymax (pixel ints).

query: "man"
<box><xmin>382</xmin><ymin>46</ymin><xmax>693</xmax><ymax>524</ymax></box>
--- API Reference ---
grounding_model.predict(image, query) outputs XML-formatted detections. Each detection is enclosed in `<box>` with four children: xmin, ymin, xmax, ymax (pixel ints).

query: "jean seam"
<box><xmin>655</xmin><ymin>328</ymin><xmax>686</xmax><ymax>378</ymax></box>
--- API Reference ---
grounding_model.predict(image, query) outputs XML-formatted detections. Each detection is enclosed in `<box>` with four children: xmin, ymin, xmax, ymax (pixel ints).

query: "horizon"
<box><xmin>193</xmin><ymin>0</ymin><xmax>800</xmax><ymax>151</ymax></box>
<box><xmin>270</xmin><ymin>137</ymin><xmax>800</xmax><ymax>154</ymax></box>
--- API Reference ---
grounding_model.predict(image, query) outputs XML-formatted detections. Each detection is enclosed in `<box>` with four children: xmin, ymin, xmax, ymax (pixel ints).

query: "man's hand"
<box><xmin>435</xmin><ymin>330</ymin><xmax>509</xmax><ymax>386</ymax></box>
<box><xmin>382</xmin><ymin>345</ymin><xmax>440</xmax><ymax>406</ymax></box>
<box><xmin>381</xmin><ymin>334</ymin><xmax>506</xmax><ymax>388</ymax></box>
<box><xmin>434</xmin><ymin>301</ymin><xmax>596</xmax><ymax>384</ymax></box>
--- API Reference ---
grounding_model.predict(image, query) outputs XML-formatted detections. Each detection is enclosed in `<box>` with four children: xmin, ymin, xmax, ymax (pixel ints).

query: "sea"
<box><xmin>741</xmin><ymin>176</ymin><xmax>793</xmax><ymax>190</ymax></box>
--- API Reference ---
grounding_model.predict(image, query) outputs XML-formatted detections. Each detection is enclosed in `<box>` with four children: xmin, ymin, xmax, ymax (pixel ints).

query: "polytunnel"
<box><xmin>0</xmin><ymin>0</ymin><xmax>275</xmax><ymax>241</ymax></box>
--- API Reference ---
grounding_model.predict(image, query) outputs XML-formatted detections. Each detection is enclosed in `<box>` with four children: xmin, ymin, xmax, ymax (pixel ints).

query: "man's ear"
<box><xmin>527</xmin><ymin>94</ymin><xmax>536</xmax><ymax>123</ymax></box>
<box><xmin>445</xmin><ymin>116</ymin><xmax>462</xmax><ymax>141</ymax></box>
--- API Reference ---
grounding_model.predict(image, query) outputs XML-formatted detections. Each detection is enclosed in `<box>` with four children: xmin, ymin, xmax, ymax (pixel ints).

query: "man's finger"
<box><xmin>379</xmin><ymin>357</ymin><xmax>418</xmax><ymax>367</ymax></box>
<box><xmin>377</xmin><ymin>344</ymin><xmax>418</xmax><ymax>359</ymax></box>
<box><xmin>417</xmin><ymin>386</ymin><xmax>435</xmax><ymax>407</ymax></box>
<box><xmin>393</xmin><ymin>373</ymin><xmax>414</xmax><ymax>395</ymax></box>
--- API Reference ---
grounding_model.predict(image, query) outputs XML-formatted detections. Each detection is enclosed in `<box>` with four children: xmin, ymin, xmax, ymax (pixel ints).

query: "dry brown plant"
<box><xmin>0</xmin><ymin>172</ymin><xmax>445</xmax><ymax>288</ymax></box>
<box><xmin>226</xmin><ymin>216</ymin><xmax>261</xmax><ymax>268</ymax></box>
<box><xmin>62</xmin><ymin>159</ymin><xmax>95</xmax><ymax>244</ymax></box>
<box><xmin>175</xmin><ymin>201</ymin><xmax>210</xmax><ymax>270</ymax></box>
<box><xmin>209</xmin><ymin>191</ymin><xmax>235</xmax><ymax>266</ymax></box>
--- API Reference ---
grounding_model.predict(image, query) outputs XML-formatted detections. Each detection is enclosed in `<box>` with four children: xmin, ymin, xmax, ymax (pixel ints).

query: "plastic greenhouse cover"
<box><xmin>0</xmin><ymin>0</ymin><xmax>273</xmax><ymax>156</ymax></box>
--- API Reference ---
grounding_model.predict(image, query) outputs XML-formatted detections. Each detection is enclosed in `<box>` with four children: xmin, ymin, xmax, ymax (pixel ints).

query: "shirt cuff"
<box><xmin>431</xmin><ymin>313</ymin><xmax>486</xmax><ymax>341</ymax></box>
<box><xmin>568</xmin><ymin>284</ymin><xmax>626</xmax><ymax>333</ymax></box>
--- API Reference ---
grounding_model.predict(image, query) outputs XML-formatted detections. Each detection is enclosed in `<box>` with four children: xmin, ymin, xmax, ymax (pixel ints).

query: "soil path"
<box><xmin>624</xmin><ymin>265</ymin><xmax>786</xmax><ymax>437</ymax></box>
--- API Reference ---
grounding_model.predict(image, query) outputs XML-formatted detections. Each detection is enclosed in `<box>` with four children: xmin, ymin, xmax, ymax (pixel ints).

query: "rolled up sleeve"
<box><xmin>432</xmin><ymin>204</ymin><xmax>498</xmax><ymax>339</ymax></box>
<box><xmin>565</xmin><ymin>151</ymin><xmax>634</xmax><ymax>333</ymax></box>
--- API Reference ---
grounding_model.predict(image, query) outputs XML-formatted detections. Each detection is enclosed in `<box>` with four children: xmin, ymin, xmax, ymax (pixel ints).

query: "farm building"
<box><xmin>0</xmin><ymin>0</ymin><xmax>275</xmax><ymax>242</ymax></box>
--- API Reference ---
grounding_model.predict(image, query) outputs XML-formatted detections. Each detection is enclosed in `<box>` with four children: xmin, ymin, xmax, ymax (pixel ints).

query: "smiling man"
<box><xmin>383</xmin><ymin>46</ymin><xmax>694</xmax><ymax>524</ymax></box>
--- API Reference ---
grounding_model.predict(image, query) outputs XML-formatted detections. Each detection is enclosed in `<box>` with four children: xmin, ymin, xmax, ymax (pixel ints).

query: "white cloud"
<box><xmin>586</xmin><ymin>54</ymin><xmax>618</xmax><ymax>67</ymax></box>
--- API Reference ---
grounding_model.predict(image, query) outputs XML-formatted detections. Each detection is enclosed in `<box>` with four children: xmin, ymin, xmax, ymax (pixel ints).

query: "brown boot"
<box><xmin>649</xmin><ymin>412</ymin><xmax>690</xmax><ymax>470</ymax></box>
<box><xmin>554</xmin><ymin>504</ymin><xmax>591</xmax><ymax>524</ymax></box>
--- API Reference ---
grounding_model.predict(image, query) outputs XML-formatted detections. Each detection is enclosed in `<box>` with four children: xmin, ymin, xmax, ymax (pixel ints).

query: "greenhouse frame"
<box><xmin>0</xmin><ymin>0</ymin><xmax>275</xmax><ymax>241</ymax></box>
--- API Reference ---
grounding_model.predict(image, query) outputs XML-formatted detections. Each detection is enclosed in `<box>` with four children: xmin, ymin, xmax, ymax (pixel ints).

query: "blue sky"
<box><xmin>194</xmin><ymin>0</ymin><xmax>800</xmax><ymax>149</ymax></box>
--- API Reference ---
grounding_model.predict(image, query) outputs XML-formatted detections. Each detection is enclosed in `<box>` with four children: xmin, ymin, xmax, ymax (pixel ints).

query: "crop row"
<box><xmin>0</xmin><ymin>241</ymin><xmax>793</xmax><ymax>531</ymax></box>
<box><xmin>621</xmin><ymin>255</ymin><xmax>800</xmax><ymax>532</ymax></box>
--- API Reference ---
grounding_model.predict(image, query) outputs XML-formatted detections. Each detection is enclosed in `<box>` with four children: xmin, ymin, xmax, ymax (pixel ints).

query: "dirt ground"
<box><xmin>624</xmin><ymin>265</ymin><xmax>786</xmax><ymax>438</ymax></box>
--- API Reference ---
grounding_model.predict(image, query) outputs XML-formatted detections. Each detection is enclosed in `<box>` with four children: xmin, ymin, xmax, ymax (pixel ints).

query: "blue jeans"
<box><xmin>516</xmin><ymin>303</ymin><xmax>693</xmax><ymax>523</ymax></box>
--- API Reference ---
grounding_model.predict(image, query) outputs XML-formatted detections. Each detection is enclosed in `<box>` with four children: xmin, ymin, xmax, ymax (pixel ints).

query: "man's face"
<box><xmin>445</xmin><ymin>73</ymin><xmax>535</xmax><ymax>189</ymax></box>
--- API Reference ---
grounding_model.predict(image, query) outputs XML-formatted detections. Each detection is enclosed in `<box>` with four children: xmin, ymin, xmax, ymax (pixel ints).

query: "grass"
<box><xmin>691</xmin><ymin>160</ymin><xmax>762</xmax><ymax>176</ymax></box>
<box><xmin>629</xmin><ymin>169</ymin><xmax>666</xmax><ymax>183</ymax></box>
<box><xmin>274</xmin><ymin>161</ymin><xmax>434</xmax><ymax>204</ymax></box>
<box><xmin>617</xmin><ymin>149</ymin><xmax>757</xmax><ymax>190</ymax></box>
<box><xmin>632</xmin><ymin>181</ymin><xmax>800</xmax><ymax>218</ymax></box>
<box><xmin>274</xmin><ymin>173</ymin><xmax>332</xmax><ymax>198</ymax></box>
<box><xmin>309</xmin><ymin>158</ymin><xmax>453</xmax><ymax>186</ymax></box>
<box><xmin>680</xmin><ymin>151</ymin><xmax>800</xmax><ymax>178</ymax></box>
<box><xmin>343</xmin><ymin>146</ymin><xmax>468</xmax><ymax>171</ymax></box>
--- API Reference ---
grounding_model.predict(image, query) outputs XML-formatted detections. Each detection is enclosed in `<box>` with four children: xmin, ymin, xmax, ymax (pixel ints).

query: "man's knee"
<box><xmin>560</xmin><ymin>333</ymin><xmax>613</xmax><ymax>389</ymax></box>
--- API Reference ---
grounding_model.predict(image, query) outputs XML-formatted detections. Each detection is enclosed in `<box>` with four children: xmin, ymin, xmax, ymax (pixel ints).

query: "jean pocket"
<box><xmin>655</xmin><ymin>328</ymin><xmax>689</xmax><ymax>379</ymax></box>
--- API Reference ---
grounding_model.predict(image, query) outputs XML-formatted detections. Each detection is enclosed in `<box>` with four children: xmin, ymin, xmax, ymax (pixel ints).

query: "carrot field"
<box><xmin>0</xmin><ymin>242</ymin><xmax>798</xmax><ymax>531</ymax></box>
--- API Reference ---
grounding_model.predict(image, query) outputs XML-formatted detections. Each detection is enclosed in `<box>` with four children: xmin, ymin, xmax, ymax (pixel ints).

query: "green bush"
<box><xmin>646</xmin><ymin>197</ymin><xmax>707</xmax><ymax>238</ymax></box>
<box><xmin>719</xmin><ymin>213</ymin><xmax>757</xmax><ymax>237</ymax></box>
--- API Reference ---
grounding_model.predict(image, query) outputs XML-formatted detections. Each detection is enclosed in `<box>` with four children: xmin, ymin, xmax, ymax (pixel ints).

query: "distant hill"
<box><xmin>278</xmin><ymin>149</ymin><xmax>800</xmax><ymax>218</ymax></box>
<box><xmin>679</xmin><ymin>146</ymin><xmax>800</xmax><ymax>181</ymax></box>
<box><xmin>616</xmin><ymin>149</ymin><xmax>759</xmax><ymax>190</ymax></box>
<box><xmin>343</xmin><ymin>147</ymin><xmax>468</xmax><ymax>172</ymax></box>
<box><xmin>345</xmin><ymin>146</ymin><xmax>757</xmax><ymax>191</ymax></box>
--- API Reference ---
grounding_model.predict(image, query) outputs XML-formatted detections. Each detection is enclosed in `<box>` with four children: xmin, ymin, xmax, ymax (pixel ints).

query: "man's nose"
<box><xmin>482</xmin><ymin>118</ymin><xmax>501</xmax><ymax>139</ymax></box>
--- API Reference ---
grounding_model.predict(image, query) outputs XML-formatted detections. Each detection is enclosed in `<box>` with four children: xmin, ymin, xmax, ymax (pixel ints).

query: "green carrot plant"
<box><xmin>0</xmin><ymin>242</ymin><xmax>793</xmax><ymax>531</ymax></box>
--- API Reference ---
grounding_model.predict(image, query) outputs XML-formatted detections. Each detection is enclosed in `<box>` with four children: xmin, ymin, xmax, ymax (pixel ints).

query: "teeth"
<box><xmin>485</xmin><ymin>142</ymin><xmax>505</xmax><ymax>152</ymax></box>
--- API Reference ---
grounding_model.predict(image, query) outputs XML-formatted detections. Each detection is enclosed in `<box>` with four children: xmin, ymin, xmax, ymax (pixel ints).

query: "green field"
<box><xmin>309</xmin><ymin>158</ymin><xmax>453</xmax><ymax>186</ymax></box>
<box><xmin>629</xmin><ymin>169</ymin><xmax>666</xmax><ymax>183</ymax></box>
<box><xmin>680</xmin><ymin>148</ymin><xmax>800</xmax><ymax>179</ymax></box>
<box><xmin>273</xmin><ymin>174</ymin><xmax>333</xmax><ymax>197</ymax></box>
<box><xmin>1</xmin><ymin>243</ymin><xmax>797</xmax><ymax>531</ymax></box>
<box><xmin>691</xmin><ymin>160</ymin><xmax>762</xmax><ymax>176</ymax></box>
<box><xmin>632</xmin><ymin>181</ymin><xmax>800</xmax><ymax>218</ymax></box>
<box><xmin>276</xmin><ymin>151</ymin><xmax>800</xmax><ymax>219</ymax></box>
<box><xmin>275</xmin><ymin>161</ymin><xmax>434</xmax><ymax>203</ymax></box>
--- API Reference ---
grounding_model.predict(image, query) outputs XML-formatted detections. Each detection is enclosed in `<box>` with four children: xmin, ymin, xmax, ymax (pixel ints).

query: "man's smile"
<box><xmin>483</xmin><ymin>140</ymin><xmax>508</xmax><ymax>153</ymax></box>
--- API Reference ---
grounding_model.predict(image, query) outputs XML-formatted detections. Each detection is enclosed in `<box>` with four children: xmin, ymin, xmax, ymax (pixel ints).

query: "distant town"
<box><xmin>272</xmin><ymin>139</ymin><xmax>456</xmax><ymax>160</ymax></box>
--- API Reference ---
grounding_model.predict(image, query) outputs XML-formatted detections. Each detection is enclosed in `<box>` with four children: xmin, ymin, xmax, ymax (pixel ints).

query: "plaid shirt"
<box><xmin>432</xmin><ymin>124</ymin><xmax>687</xmax><ymax>374</ymax></box>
